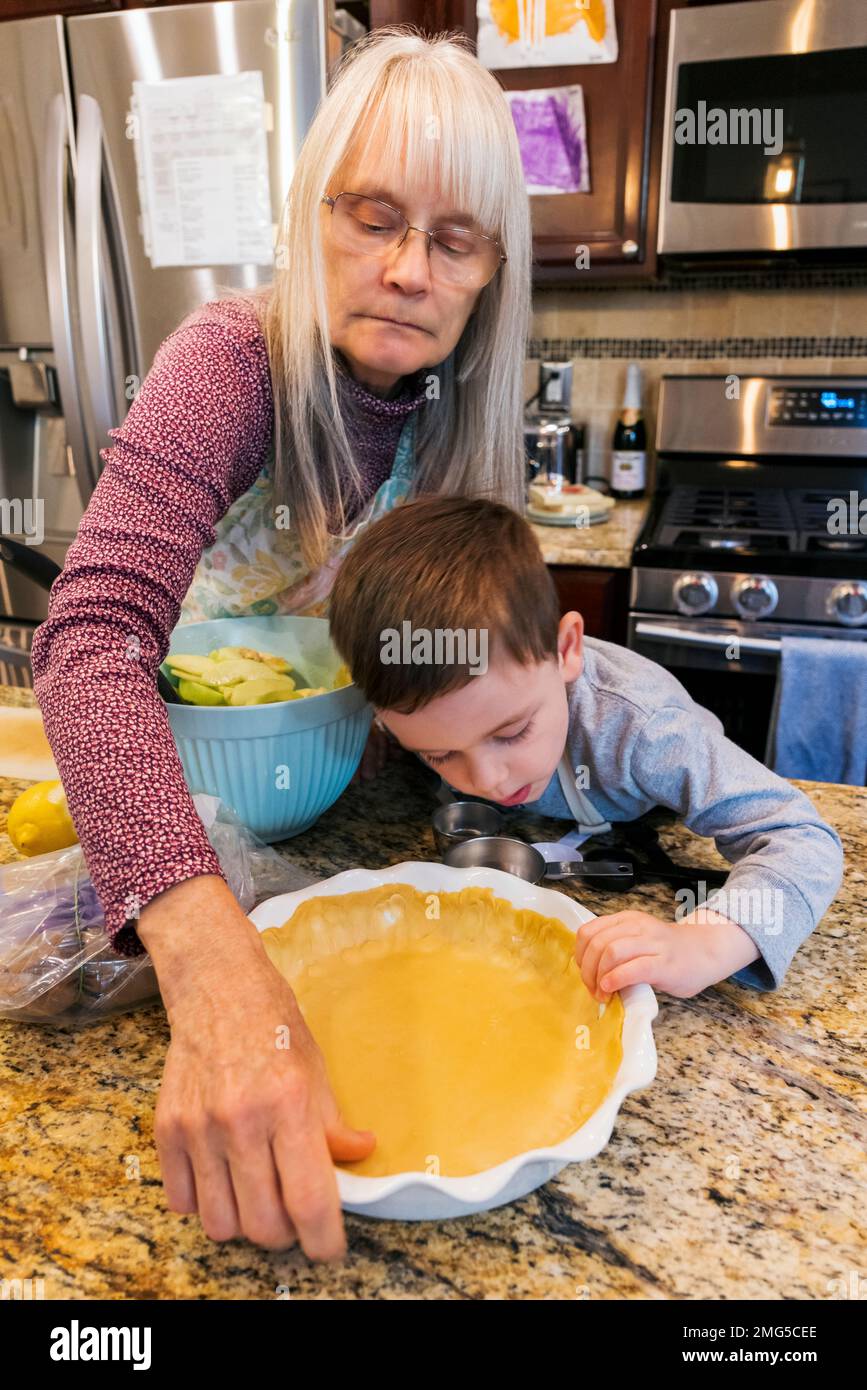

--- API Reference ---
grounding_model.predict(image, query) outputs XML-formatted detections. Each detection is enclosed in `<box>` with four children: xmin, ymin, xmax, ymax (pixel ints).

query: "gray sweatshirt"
<box><xmin>519</xmin><ymin>637</ymin><xmax>845</xmax><ymax>991</ymax></box>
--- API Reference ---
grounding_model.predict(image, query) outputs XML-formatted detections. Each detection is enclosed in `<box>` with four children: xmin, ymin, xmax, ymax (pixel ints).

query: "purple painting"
<box><xmin>506</xmin><ymin>85</ymin><xmax>590</xmax><ymax>195</ymax></box>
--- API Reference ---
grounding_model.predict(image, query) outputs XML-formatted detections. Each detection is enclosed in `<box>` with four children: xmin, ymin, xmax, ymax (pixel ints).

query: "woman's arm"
<box><xmin>31</xmin><ymin>299</ymin><xmax>273</xmax><ymax>953</ymax></box>
<box><xmin>31</xmin><ymin>299</ymin><xmax>377</xmax><ymax>1260</ymax></box>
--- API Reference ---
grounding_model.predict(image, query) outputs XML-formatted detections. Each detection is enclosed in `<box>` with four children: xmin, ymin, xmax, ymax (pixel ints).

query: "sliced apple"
<box><xmin>177</xmin><ymin>678</ymin><xmax>227</xmax><ymax>706</ymax></box>
<box><xmin>209</xmin><ymin>644</ymin><xmax>291</xmax><ymax>675</ymax></box>
<box><xmin>260</xmin><ymin>655</ymin><xmax>292</xmax><ymax>674</ymax></box>
<box><xmin>228</xmin><ymin>677</ymin><xmax>298</xmax><ymax>706</ymax></box>
<box><xmin>209</xmin><ymin>646</ymin><xmax>247</xmax><ymax>662</ymax></box>
<box><xmin>167</xmin><ymin>653</ymin><xmax>220</xmax><ymax>683</ymax></box>
<box><xmin>207</xmin><ymin>658</ymin><xmax>285</xmax><ymax>687</ymax></box>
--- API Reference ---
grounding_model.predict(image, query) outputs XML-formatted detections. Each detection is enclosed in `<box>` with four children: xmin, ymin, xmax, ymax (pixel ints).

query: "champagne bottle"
<box><xmin>610</xmin><ymin>363</ymin><xmax>647</xmax><ymax>500</ymax></box>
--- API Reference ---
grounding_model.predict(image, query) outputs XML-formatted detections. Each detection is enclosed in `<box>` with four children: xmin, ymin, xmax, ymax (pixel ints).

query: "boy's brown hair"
<box><xmin>328</xmin><ymin>495</ymin><xmax>562</xmax><ymax>713</ymax></box>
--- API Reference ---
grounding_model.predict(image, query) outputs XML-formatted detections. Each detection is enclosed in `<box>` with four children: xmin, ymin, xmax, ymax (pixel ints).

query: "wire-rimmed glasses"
<box><xmin>321</xmin><ymin>192</ymin><xmax>507</xmax><ymax>288</ymax></box>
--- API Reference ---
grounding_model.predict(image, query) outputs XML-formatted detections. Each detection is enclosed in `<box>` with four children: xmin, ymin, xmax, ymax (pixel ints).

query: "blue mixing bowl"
<box><xmin>162</xmin><ymin>616</ymin><xmax>372</xmax><ymax>842</ymax></box>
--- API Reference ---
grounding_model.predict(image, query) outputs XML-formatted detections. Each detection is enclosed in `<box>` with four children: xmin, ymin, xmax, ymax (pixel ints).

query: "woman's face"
<box><xmin>320</xmin><ymin>161</ymin><xmax>485</xmax><ymax>395</ymax></box>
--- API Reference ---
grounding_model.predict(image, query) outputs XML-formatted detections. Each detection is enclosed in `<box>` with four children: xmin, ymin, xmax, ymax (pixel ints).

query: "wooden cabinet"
<box><xmin>0</xmin><ymin>0</ymin><xmax>121</xmax><ymax>17</ymax></box>
<box><xmin>548</xmin><ymin>565</ymin><xmax>630</xmax><ymax>645</ymax></box>
<box><xmin>0</xmin><ymin>0</ymin><xmax>248</xmax><ymax>18</ymax></box>
<box><xmin>370</xmin><ymin>0</ymin><xmax>684</xmax><ymax>283</ymax></box>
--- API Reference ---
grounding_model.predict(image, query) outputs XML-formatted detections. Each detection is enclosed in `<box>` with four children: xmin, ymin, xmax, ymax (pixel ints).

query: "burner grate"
<box><xmin>790</xmin><ymin>490</ymin><xmax>857</xmax><ymax>534</ymax></box>
<box><xmin>662</xmin><ymin>487</ymin><xmax>794</xmax><ymax>532</ymax></box>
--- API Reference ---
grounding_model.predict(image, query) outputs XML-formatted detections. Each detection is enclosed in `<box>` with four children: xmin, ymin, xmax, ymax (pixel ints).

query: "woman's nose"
<box><xmin>383</xmin><ymin>227</ymin><xmax>433</xmax><ymax>291</ymax></box>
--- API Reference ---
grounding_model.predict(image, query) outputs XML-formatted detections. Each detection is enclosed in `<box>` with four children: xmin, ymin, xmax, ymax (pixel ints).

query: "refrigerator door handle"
<box><xmin>76</xmin><ymin>93</ymin><xmax>141</xmax><ymax>463</ymax></box>
<box><xmin>40</xmin><ymin>92</ymin><xmax>96</xmax><ymax>507</ymax></box>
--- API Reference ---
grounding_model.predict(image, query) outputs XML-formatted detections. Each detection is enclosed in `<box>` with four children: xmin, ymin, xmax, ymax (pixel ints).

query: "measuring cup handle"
<box><xmin>543</xmin><ymin>859</ymin><xmax>586</xmax><ymax>881</ymax></box>
<box><xmin>545</xmin><ymin>859</ymin><xmax>635</xmax><ymax>884</ymax></box>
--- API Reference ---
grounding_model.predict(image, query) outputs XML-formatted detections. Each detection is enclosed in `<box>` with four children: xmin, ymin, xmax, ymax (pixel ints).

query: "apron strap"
<box><xmin>556</xmin><ymin>751</ymin><xmax>613</xmax><ymax>835</ymax></box>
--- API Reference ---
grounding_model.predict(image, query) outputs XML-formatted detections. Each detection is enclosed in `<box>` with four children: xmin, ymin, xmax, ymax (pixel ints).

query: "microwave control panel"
<box><xmin>768</xmin><ymin>386</ymin><xmax>867</xmax><ymax>428</ymax></box>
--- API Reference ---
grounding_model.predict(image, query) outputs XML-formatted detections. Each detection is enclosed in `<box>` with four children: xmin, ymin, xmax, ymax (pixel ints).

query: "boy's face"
<box><xmin>376</xmin><ymin>613</ymin><xmax>584</xmax><ymax>805</ymax></box>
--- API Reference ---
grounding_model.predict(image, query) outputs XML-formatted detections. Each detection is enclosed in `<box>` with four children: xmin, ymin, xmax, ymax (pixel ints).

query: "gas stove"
<box><xmin>651</xmin><ymin>483</ymin><xmax>867</xmax><ymax>558</ymax></box>
<box><xmin>628</xmin><ymin>376</ymin><xmax>867</xmax><ymax>761</ymax></box>
<box><xmin>631</xmin><ymin>376</ymin><xmax>867</xmax><ymax>628</ymax></box>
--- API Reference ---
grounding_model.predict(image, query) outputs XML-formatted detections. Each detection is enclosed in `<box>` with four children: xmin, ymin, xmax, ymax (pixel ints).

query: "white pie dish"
<box><xmin>248</xmin><ymin>860</ymin><xmax>658</xmax><ymax>1221</ymax></box>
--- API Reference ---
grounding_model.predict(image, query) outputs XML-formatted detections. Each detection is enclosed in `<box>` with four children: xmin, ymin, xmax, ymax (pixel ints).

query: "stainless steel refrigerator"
<box><xmin>0</xmin><ymin>0</ymin><xmax>336</xmax><ymax>681</ymax></box>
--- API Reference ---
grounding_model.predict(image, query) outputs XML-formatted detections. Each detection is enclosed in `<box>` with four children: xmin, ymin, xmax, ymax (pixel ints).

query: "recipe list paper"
<box><xmin>131</xmin><ymin>72</ymin><xmax>274</xmax><ymax>269</ymax></box>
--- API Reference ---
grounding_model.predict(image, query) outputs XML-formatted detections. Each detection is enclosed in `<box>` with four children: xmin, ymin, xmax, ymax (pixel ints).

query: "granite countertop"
<box><xmin>530</xmin><ymin>498</ymin><xmax>649</xmax><ymax>569</ymax></box>
<box><xmin>1</xmin><ymin>684</ymin><xmax>864</xmax><ymax>1300</ymax></box>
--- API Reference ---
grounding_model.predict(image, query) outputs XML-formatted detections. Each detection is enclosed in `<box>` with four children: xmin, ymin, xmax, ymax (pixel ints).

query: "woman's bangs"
<box><xmin>340</xmin><ymin>71</ymin><xmax>509</xmax><ymax>243</ymax></box>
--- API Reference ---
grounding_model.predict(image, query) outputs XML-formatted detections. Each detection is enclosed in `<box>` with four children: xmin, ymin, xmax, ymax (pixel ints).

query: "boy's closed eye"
<box><xmin>422</xmin><ymin>718</ymin><xmax>535</xmax><ymax>766</ymax></box>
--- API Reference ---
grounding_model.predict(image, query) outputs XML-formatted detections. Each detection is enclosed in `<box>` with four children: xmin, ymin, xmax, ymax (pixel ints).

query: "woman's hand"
<box><xmin>138</xmin><ymin>875</ymin><xmax>376</xmax><ymax>1259</ymax></box>
<box><xmin>574</xmin><ymin>906</ymin><xmax>761</xmax><ymax>1000</ymax></box>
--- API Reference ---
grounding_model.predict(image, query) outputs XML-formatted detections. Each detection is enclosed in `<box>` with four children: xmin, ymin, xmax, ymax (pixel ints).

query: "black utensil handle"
<box><xmin>0</xmin><ymin>537</ymin><xmax>182</xmax><ymax>705</ymax></box>
<box><xmin>637</xmin><ymin>866</ymin><xmax>730</xmax><ymax>890</ymax></box>
<box><xmin>546</xmin><ymin>859</ymin><xmax>634</xmax><ymax>881</ymax></box>
<box><xmin>157</xmin><ymin>669</ymin><xmax>182</xmax><ymax>704</ymax></box>
<box><xmin>584</xmin><ymin>834</ymin><xmax>730</xmax><ymax>891</ymax></box>
<box><xmin>0</xmin><ymin>536</ymin><xmax>62</xmax><ymax>591</ymax></box>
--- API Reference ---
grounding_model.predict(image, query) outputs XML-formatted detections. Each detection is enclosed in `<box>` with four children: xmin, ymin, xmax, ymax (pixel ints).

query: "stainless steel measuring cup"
<box><xmin>443</xmin><ymin>836</ymin><xmax>634</xmax><ymax>888</ymax></box>
<box><xmin>432</xmin><ymin>801</ymin><xmax>506</xmax><ymax>855</ymax></box>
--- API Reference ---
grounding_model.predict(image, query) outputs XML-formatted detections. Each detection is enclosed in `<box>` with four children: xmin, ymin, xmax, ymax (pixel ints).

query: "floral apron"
<box><xmin>178</xmin><ymin>413</ymin><xmax>418</xmax><ymax>625</ymax></box>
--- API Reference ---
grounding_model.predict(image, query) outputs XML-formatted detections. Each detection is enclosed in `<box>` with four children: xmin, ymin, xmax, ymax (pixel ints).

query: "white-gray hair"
<box><xmin>231</xmin><ymin>25</ymin><xmax>531</xmax><ymax>569</ymax></box>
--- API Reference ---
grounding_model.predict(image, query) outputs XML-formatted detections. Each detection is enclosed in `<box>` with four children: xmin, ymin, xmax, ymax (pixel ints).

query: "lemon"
<box><xmin>7</xmin><ymin>779</ymin><xmax>79</xmax><ymax>857</ymax></box>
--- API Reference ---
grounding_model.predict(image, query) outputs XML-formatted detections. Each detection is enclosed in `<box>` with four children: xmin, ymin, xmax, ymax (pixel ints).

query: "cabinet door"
<box><xmin>0</xmin><ymin>0</ymin><xmax>120</xmax><ymax>16</ymax></box>
<box><xmin>370</xmin><ymin>0</ymin><xmax>681</xmax><ymax>281</ymax></box>
<box><xmin>548</xmin><ymin>566</ymin><xmax>630</xmax><ymax>645</ymax></box>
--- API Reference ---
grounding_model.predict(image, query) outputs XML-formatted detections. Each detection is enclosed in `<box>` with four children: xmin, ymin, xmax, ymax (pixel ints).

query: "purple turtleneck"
<box><xmin>332</xmin><ymin>349</ymin><xmax>429</xmax><ymax>525</ymax></box>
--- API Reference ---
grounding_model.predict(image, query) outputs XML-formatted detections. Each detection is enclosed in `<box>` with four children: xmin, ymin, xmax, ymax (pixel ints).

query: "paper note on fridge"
<box><xmin>131</xmin><ymin>72</ymin><xmax>274</xmax><ymax>269</ymax></box>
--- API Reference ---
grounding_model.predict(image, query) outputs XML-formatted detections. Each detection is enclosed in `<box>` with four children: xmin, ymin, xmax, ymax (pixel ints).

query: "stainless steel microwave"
<box><xmin>658</xmin><ymin>0</ymin><xmax>867</xmax><ymax>256</ymax></box>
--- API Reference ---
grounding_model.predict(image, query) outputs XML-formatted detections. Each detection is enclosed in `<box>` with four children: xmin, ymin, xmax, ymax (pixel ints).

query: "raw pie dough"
<box><xmin>260</xmin><ymin>884</ymin><xmax>624</xmax><ymax>1178</ymax></box>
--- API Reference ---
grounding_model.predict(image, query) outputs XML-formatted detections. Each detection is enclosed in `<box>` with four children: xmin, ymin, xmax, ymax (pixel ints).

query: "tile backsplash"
<box><xmin>528</xmin><ymin>278</ymin><xmax>867</xmax><ymax>489</ymax></box>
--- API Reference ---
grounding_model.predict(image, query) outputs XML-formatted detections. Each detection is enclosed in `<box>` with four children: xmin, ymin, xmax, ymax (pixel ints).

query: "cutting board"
<box><xmin>0</xmin><ymin>707</ymin><xmax>58</xmax><ymax>781</ymax></box>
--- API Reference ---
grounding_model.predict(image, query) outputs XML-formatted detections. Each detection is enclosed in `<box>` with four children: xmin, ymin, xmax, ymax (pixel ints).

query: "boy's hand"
<box><xmin>574</xmin><ymin>906</ymin><xmax>761</xmax><ymax>1000</ymax></box>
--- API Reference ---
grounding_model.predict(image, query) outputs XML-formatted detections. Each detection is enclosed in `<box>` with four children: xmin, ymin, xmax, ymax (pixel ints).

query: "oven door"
<box><xmin>659</xmin><ymin>0</ymin><xmax>867</xmax><ymax>255</ymax></box>
<box><xmin>627</xmin><ymin>611</ymin><xmax>867</xmax><ymax>763</ymax></box>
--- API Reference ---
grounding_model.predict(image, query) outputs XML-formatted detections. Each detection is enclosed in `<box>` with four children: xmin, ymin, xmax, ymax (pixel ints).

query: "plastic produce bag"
<box><xmin>0</xmin><ymin>794</ymin><xmax>320</xmax><ymax>1026</ymax></box>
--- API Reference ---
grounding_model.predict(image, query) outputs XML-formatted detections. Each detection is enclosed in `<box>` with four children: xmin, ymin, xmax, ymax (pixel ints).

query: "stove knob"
<box><xmin>731</xmin><ymin>575</ymin><xmax>779</xmax><ymax>620</ymax></box>
<box><xmin>673</xmin><ymin>572</ymin><xmax>719</xmax><ymax>615</ymax></box>
<box><xmin>827</xmin><ymin>581</ymin><xmax>867</xmax><ymax>626</ymax></box>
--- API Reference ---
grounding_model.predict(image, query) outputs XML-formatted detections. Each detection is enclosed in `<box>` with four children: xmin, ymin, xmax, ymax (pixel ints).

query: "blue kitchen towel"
<box><xmin>766</xmin><ymin>636</ymin><xmax>867</xmax><ymax>785</ymax></box>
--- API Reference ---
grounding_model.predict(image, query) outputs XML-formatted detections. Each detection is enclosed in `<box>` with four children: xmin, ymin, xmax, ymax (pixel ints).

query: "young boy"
<box><xmin>328</xmin><ymin>495</ymin><xmax>844</xmax><ymax>1001</ymax></box>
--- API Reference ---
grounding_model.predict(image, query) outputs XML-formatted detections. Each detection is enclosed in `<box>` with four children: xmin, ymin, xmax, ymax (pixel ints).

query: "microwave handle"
<box><xmin>634</xmin><ymin>621</ymin><xmax>782</xmax><ymax>654</ymax></box>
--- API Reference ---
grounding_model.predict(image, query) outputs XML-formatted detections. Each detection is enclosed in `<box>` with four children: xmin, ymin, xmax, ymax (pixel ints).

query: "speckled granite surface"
<box><xmin>0</xmin><ymin>684</ymin><xmax>864</xmax><ymax>1300</ymax></box>
<box><xmin>530</xmin><ymin>499</ymin><xmax>649</xmax><ymax>568</ymax></box>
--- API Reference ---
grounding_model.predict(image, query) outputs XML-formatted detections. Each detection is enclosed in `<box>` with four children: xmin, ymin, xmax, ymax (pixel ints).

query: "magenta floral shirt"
<box><xmin>31</xmin><ymin>296</ymin><xmax>427</xmax><ymax>954</ymax></box>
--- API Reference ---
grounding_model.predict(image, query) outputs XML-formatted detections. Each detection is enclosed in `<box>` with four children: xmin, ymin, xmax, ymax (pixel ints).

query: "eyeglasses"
<box><xmin>321</xmin><ymin>192</ymin><xmax>507</xmax><ymax>288</ymax></box>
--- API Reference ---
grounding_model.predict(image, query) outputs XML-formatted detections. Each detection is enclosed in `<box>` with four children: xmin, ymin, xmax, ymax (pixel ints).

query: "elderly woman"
<box><xmin>31</xmin><ymin>28</ymin><xmax>531</xmax><ymax>1261</ymax></box>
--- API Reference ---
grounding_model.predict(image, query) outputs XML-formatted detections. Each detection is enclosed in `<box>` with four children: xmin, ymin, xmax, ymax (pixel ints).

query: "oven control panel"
<box><xmin>768</xmin><ymin>386</ymin><xmax>867</xmax><ymax>427</ymax></box>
